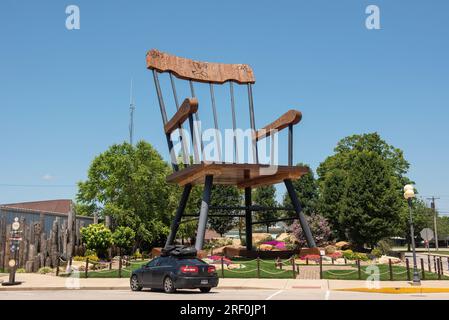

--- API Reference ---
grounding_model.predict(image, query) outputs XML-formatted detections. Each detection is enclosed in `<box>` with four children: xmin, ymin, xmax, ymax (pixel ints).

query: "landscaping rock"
<box><xmin>335</xmin><ymin>241</ymin><xmax>351</xmax><ymax>250</ymax></box>
<box><xmin>252</xmin><ymin>233</ymin><xmax>272</xmax><ymax>243</ymax></box>
<box><xmin>378</xmin><ymin>255</ymin><xmax>401</xmax><ymax>264</ymax></box>
<box><xmin>325</xmin><ymin>245</ymin><xmax>337</xmax><ymax>254</ymax></box>
<box><xmin>259</xmin><ymin>244</ymin><xmax>273</xmax><ymax>251</ymax></box>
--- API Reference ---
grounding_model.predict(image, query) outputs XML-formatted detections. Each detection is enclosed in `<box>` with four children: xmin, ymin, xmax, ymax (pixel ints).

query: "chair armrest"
<box><xmin>164</xmin><ymin>98</ymin><xmax>198</xmax><ymax>134</ymax></box>
<box><xmin>254</xmin><ymin>109</ymin><xmax>302</xmax><ymax>140</ymax></box>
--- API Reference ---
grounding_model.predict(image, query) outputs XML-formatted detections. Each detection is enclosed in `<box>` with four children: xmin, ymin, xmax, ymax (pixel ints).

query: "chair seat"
<box><xmin>167</xmin><ymin>163</ymin><xmax>309</xmax><ymax>188</ymax></box>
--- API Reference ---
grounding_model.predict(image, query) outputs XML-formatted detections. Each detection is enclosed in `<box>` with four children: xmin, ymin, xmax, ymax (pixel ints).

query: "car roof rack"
<box><xmin>161</xmin><ymin>245</ymin><xmax>197</xmax><ymax>257</ymax></box>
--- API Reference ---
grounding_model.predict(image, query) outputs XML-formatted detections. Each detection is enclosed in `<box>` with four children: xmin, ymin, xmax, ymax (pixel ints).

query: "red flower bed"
<box><xmin>328</xmin><ymin>252</ymin><xmax>342</xmax><ymax>259</ymax></box>
<box><xmin>299</xmin><ymin>254</ymin><xmax>321</xmax><ymax>262</ymax></box>
<box><xmin>208</xmin><ymin>255</ymin><xmax>232</xmax><ymax>265</ymax></box>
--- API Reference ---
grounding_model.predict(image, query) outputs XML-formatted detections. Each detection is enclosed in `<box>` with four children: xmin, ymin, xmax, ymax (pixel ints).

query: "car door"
<box><xmin>151</xmin><ymin>257</ymin><xmax>170</xmax><ymax>288</ymax></box>
<box><xmin>142</xmin><ymin>258</ymin><xmax>158</xmax><ymax>286</ymax></box>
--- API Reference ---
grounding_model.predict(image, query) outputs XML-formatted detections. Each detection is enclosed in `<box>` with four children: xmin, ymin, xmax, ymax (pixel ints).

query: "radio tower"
<box><xmin>129</xmin><ymin>79</ymin><xmax>135</xmax><ymax>145</ymax></box>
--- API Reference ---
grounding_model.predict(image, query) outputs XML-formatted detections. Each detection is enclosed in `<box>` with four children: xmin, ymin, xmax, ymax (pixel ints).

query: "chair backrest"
<box><xmin>146</xmin><ymin>49</ymin><xmax>260</xmax><ymax>171</ymax></box>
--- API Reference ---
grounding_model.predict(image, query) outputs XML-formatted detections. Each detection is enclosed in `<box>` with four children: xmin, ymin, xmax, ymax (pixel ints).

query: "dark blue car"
<box><xmin>130</xmin><ymin>255</ymin><xmax>219</xmax><ymax>293</ymax></box>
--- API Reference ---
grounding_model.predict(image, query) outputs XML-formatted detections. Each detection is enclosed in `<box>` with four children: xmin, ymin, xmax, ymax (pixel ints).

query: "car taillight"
<box><xmin>181</xmin><ymin>265</ymin><xmax>198</xmax><ymax>273</ymax></box>
<box><xmin>208</xmin><ymin>266</ymin><xmax>216</xmax><ymax>273</ymax></box>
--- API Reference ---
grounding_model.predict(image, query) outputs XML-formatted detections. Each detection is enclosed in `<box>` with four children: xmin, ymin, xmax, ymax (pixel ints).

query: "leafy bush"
<box><xmin>73</xmin><ymin>254</ymin><xmax>99</xmax><ymax>262</ymax></box>
<box><xmin>80</xmin><ymin>224</ymin><xmax>112</xmax><ymax>256</ymax></box>
<box><xmin>376</xmin><ymin>239</ymin><xmax>392</xmax><ymax>255</ymax></box>
<box><xmin>370</xmin><ymin>248</ymin><xmax>382</xmax><ymax>258</ymax></box>
<box><xmin>112</xmin><ymin>226</ymin><xmax>136</xmax><ymax>253</ymax></box>
<box><xmin>342</xmin><ymin>250</ymin><xmax>368</xmax><ymax>261</ymax></box>
<box><xmin>85</xmin><ymin>249</ymin><xmax>96</xmax><ymax>256</ymax></box>
<box><xmin>342</xmin><ymin>249</ymin><xmax>354</xmax><ymax>260</ymax></box>
<box><xmin>133</xmin><ymin>249</ymin><xmax>142</xmax><ymax>260</ymax></box>
<box><xmin>38</xmin><ymin>267</ymin><xmax>53</xmax><ymax>274</ymax></box>
<box><xmin>16</xmin><ymin>268</ymin><xmax>26</xmax><ymax>273</ymax></box>
<box><xmin>291</xmin><ymin>214</ymin><xmax>332</xmax><ymax>247</ymax></box>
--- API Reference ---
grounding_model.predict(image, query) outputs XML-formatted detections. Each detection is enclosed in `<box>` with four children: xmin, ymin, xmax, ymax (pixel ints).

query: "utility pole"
<box><xmin>427</xmin><ymin>196</ymin><xmax>440</xmax><ymax>251</ymax></box>
<box><xmin>129</xmin><ymin>79</ymin><xmax>135</xmax><ymax>145</ymax></box>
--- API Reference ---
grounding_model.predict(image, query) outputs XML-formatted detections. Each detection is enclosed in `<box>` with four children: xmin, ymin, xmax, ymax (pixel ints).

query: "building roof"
<box><xmin>1</xmin><ymin>199</ymin><xmax>72</xmax><ymax>215</ymax></box>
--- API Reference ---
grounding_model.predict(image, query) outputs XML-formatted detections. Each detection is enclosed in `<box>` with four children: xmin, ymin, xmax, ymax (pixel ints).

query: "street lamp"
<box><xmin>404</xmin><ymin>184</ymin><xmax>421</xmax><ymax>285</ymax></box>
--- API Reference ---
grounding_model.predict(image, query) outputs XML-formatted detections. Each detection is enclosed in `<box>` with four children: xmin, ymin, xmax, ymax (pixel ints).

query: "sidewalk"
<box><xmin>2</xmin><ymin>273</ymin><xmax>449</xmax><ymax>292</ymax></box>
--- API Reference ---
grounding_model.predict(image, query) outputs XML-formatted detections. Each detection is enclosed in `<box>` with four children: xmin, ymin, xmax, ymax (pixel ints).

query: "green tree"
<box><xmin>254</xmin><ymin>185</ymin><xmax>278</xmax><ymax>233</ymax></box>
<box><xmin>339</xmin><ymin>150</ymin><xmax>403</xmax><ymax>249</ymax></box>
<box><xmin>80</xmin><ymin>224</ymin><xmax>113</xmax><ymax>257</ymax></box>
<box><xmin>77</xmin><ymin>141</ymin><xmax>177</xmax><ymax>247</ymax></box>
<box><xmin>208</xmin><ymin>185</ymin><xmax>242</xmax><ymax>237</ymax></box>
<box><xmin>317</xmin><ymin>133</ymin><xmax>410</xmax><ymax>249</ymax></box>
<box><xmin>282</xmin><ymin>163</ymin><xmax>319</xmax><ymax>216</ymax></box>
<box><xmin>112</xmin><ymin>226</ymin><xmax>136</xmax><ymax>255</ymax></box>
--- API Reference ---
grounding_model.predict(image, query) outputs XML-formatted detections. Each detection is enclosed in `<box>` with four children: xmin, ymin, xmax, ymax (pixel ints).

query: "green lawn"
<box><xmin>323</xmin><ymin>264</ymin><xmax>449</xmax><ymax>281</ymax></box>
<box><xmin>72</xmin><ymin>258</ymin><xmax>294</xmax><ymax>279</ymax></box>
<box><xmin>222</xmin><ymin>258</ymin><xmax>295</xmax><ymax>279</ymax></box>
<box><xmin>63</xmin><ymin>260</ymin><xmax>148</xmax><ymax>279</ymax></box>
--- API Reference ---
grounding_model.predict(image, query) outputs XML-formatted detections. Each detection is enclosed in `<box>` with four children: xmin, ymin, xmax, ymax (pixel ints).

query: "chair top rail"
<box><xmin>146</xmin><ymin>49</ymin><xmax>255</xmax><ymax>84</ymax></box>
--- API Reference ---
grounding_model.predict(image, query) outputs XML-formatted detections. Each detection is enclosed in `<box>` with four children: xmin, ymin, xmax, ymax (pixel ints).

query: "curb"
<box><xmin>0</xmin><ymin>285</ymin><xmax>275</xmax><ymax>291</ymax></box>
<box><xmin>337</xmin><ymin>287</ymin><xmax>449</xmax><ymax>294</ymax></box>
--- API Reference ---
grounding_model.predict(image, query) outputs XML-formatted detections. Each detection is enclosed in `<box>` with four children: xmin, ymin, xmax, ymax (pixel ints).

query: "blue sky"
<box><xmin>1</xmin><ymin>1</ymin><xmax>448</xmax><ymax>213</ymax></box>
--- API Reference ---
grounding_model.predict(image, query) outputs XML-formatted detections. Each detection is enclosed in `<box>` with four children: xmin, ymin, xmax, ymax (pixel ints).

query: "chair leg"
<box><xmin>195</xmin><ymin>175</ymin><xmax>214</xmax><ymax>251</ymax></box>
<box><xmin>245</xmin><ymin>187</ymin><xmax>253</xmax><ymax>251</ymax></box>
<box><xmin>284</xmin><ymin>179</ymin><xmax>317</xmax><ymax>248</ymax></box>
<box><xmin>164</xmin><ymin>184</ymin><xmax>192</xmax><ymax>248</ymax></box>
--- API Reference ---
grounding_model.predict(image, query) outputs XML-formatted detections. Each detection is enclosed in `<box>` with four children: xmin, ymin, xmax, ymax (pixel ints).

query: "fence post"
<box><xmin>221</xmin><ymin>255</ymin><xmax>225</xmax><ymax>279</ymax></box>
<box><xmin>428</xmin><ymin>255</ymin><xmax>431</xmax><ymax>272</ymax></box>
<box><xmin>85</xmin><ymin>258</ymin><xmax>89</xmax><ymax>278</ymax></box>
<box><xmin>405</xmin><ymin>258</ymin><xmax>411</xmax><ymax>281</ymax></box>
<box><xmin>420</xmin><ymin>258</ymin><xmax>425</xmax><ymax>280</ymax></box>
<box><xmin>331</xmin><ymin>257</ymin><xmax>335</xmax><ymax>265</ymax></box>
<box><xmin>109</xmin><ymin>261</ymin><xmax>112</xmax><ymax>270</ymax></box>
<box><xmin>306</xmin><ymin>257</ymin><xmax>309</xmax><ymax>265</ymax></box>
<box><xmin>447</xmin><ymin>257</ymin><xmax>449</xmax><ymax>272</ymax></box>
<box><xmin>118</xmin><ymin>256</ymin><xmax>122</xmax><ymax>278</ymax></box>
<box><xmin>434</xmin><ymin>256</ymin><xmax>437</xmax><ymax>273</ymax></box>
<box><xmin>389</xmin><ymin>259</ymin><xmax>393</xmax><ymax>281</ymax></box>
<box><xmin>291</xmin><ymin>257</ymin><xmax>296</xmax><ymax>279</ymax></box>
<box><xmin>437</xmin><ymin>258</ymin><xmax>442</xmax><ymax>280</ymax></box>
<box><xmin>357</xmin><ymin>259</ymin><xmax>361</xmax><ymax>280</ymax></box>
<box><xmin>441</xmin><ymin>258</ymin><xmax>445</xmax><ymax>276</ymax></box>
<box><xmin>55</xmin><ymin>255</ymin><xmax>60</xmax><ymax>277</ymax></box>
<box><xmin>257</xmin><ymin>257</ymin><xmax>260</xmax><ymax>279</ymax></box>
<box><xmin>344</xmin><ymin>257</ymin><xmax>347</xmax><ymax>265</ymax></box>
<box><xmin>319</xmin><ymin>256</ymin><xmax>323</xmax><ymax>279</ymax></box>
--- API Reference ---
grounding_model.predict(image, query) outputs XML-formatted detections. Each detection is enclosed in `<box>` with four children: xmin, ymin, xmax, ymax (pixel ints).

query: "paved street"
<box><xmin>2</xmin><ymin>288</ymin><xmax>449</xmax><ymax>300</ymax></box>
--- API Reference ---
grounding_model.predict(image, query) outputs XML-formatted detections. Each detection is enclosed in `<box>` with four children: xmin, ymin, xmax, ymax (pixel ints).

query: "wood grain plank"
<box><xmin>164</xmin><ymin>98</ymin><xmax>198</xmax><ymax>134</ymax></box>
<box><xmin>147</xmin><ymin>49</ymin><xmax>255</xmax><ymax>84</ymax></box>
<box><xmin>255</xmin><ymin>110</ymin><xmax>302</xmax><ymax>140</ymax></box>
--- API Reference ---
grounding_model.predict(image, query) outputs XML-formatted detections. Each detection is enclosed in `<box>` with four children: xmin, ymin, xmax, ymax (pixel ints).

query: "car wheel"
<box><xmin>200</xmin><ymin>287</ymin><xmax>211</xmax><ymax>293</ymax></box>
<box><xmin>163</xmin><ymin>276</ymin><xmax>176</xmax><ymax>293</ymax></box>
<box><xmin>130</xmin><ymin>275</ymin><xmax>143</xmax><ymax>291</ymax></box>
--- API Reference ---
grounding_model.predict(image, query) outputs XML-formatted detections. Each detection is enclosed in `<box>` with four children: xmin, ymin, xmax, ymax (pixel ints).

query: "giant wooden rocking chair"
<box><xmin>146</xmin><ymin>49</ymin><xmax>316</xmax><ymax>251</ymax></box>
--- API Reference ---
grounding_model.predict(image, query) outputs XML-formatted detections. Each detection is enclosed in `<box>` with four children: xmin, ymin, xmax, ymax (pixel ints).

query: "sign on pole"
<box><xmin>420</xmin><ymin>228</ymin><xmax>434</xmax><ymax>242</ymax></box>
